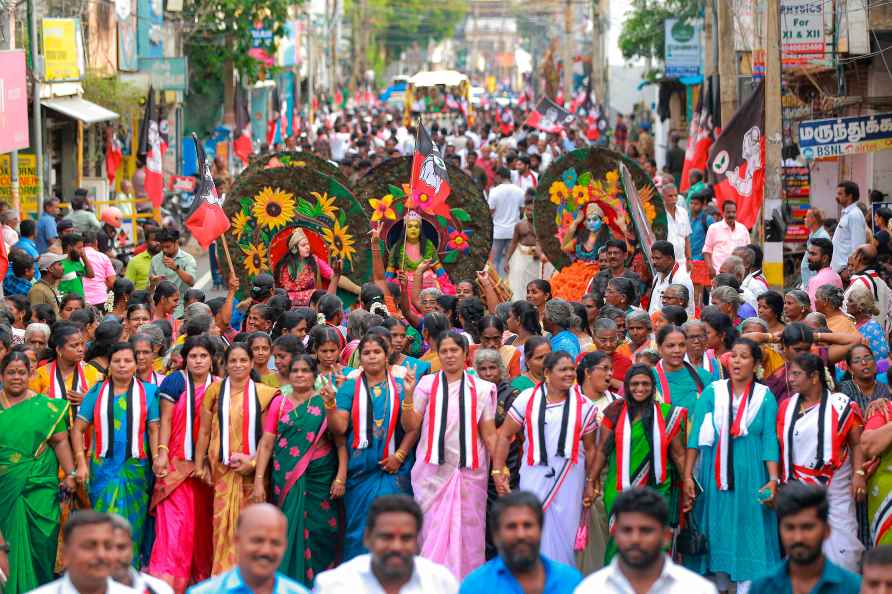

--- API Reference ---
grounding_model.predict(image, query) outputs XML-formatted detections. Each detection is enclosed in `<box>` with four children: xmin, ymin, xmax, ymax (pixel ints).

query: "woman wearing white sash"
<box><xmin>778</xmin><ymin>352</ymin><xmax>865</xmax><ymax>573</ymax></box>
<box><xmin>683</xmin><ymin>338</ymin><xmax>780</xmax><ymax>592</ymax></box>
<box><xmin>492</xmin><ymin>351</ymin><xmax>598</xmax><ymax>566</ymax></box>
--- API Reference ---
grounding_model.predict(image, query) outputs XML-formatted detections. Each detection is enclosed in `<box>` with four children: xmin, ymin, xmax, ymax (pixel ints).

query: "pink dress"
<box><xmin>410</xmin><ymin>374</ymin><xmax>496</xmax><ymax>579</ymax></box>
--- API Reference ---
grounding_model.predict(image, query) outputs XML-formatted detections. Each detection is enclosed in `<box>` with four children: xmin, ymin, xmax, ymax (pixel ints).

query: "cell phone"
<box><xmin>757</xmin><ymin>486</ymin><xmax>772</xmax><ymax>502</ymax></box>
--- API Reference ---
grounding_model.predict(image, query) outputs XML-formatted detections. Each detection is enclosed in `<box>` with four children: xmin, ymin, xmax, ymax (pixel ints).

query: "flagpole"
<box><xmin>220</xmin><ymin>236</ymin><xmax>236</xmax><ymax>277</ymax></box>
<box><xmin>400</xmin><ymin>120</ymin><xmax>422</xmax><ymax>274</ymax></box>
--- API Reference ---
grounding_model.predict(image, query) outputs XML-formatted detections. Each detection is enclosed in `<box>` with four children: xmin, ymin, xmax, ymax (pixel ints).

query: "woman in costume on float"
<box><xmin>385</xmin><ymin>210</ymin><xmax>455</xmax><ymax>298</ymax></box>
<box><xmin>275</xmin><ymin>227</ymin><xmax>361</xmax><ymax>307</ymax></box>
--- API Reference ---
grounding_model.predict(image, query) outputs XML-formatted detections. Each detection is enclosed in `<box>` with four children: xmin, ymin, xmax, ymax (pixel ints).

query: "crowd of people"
<box><xmin>3</xmin><ymin>102</ymin><xmax>892</xmax><ymax>594</ymax></box>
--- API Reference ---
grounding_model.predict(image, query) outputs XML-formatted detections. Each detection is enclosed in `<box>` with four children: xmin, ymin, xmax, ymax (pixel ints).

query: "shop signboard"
<box><xmin>0</xmin><ymin>154</ymin><xmax>39</xmax><ymax>214</ymax></box>
<box><xmin>799</xmin><ymin>112</ymin><xmax>892</xmax><ymax>160</ymax></box>
<box><xmin>664</xmin><ymin>18</ymin><xmax>702</xmax><ymax>78</ymax></box>
<box><xmin>138</xmin><ymin>57</ymin><xmax>188</xmax><ymax>92</ymax></box>
<box><xmin>0</xmin><ymin>50</ymin><xmax>30</xmax><ymax>154</ymax></box>
<box><xmin>42</xmin><ymin>18</ymin><xmax>85</xmax><ymax>81</ymax></box>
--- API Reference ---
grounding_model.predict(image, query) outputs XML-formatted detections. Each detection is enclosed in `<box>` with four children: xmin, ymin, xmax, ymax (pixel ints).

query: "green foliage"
<box><xmin>617</xmin><ymin>0</ymin><xmax>702</xmax><ymax>63</ymax></box>
<box><xmin>81</xmin><ymin>74</ymin><xmax>145</xmax><ymax>121</ymax></box>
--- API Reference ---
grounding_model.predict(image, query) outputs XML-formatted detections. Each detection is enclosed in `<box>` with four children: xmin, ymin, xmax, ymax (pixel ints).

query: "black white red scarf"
<box><xmin>852</xmin><ymin>269</ymin><xmax>880</xmax><ymax>301</ymax></box>
<box><xmin>778</xmin><ymin>391</ymin><xmax>859</xmax><ymax>484</ymax></box>
<box><xmin>424</xmin><ymin>371</ymin><xmax>480</xmax><ymax>469</ymax></box>
<box><xmin>140</xmin><ymin>370</ymin><xmax>164</xmax><ymax>386</ymax></box>
<box><xmin>182</xmin><ymin>371</ymin><xmax>213</xmax><ymax>461</ymax></box>
<box><xmin>49</xmin><ymin>361</ymin><xmax>88</xmax><ymax>400</ymax></box>
<box><xmin>93</xmin><ymin>378</ymin><xmax>148</xmax><ymax>459</ymax></box>
<box><xmin>523</xmin><ymin>383</ymin><xmax>585</xmax><ymax>466</ymax></box>
<box><xmin>351</xmin><ymin>372</ymin><xmax>400</xmax><ymax>461</ymax></box>
<box><xmin>607</xmin><ymin>401</ymin><xmax>685</xmax><ymax>492</ymax></box>
<box><xmin>218</xmin><ymin>378</ymin><xmax>262</xmax><ymax>464</ymax></box>
<box><xmin>654</xmin><ymin>360</ymin><xmax>704</xmax><ymax>404</ymax></box>
<box><xmin>711</xmin><ymin>380</ymin><xmax>765</xmax><ymax>490</ymax></box>
<box><xmin>652</xmin><ymin>262</ymin><xmax>680</xmax><ymax>290</ymax></box>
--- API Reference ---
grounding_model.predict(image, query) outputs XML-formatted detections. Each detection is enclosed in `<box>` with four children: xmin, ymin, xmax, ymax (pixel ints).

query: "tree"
<box><xmin>617</xmin><ymin>0</ymin><xmax>702</xmax><ymax>64</ymax></box>
<box><xmin>181</xmin><ymin>0</ymin><xmax>298</xmax><ymax>126</ymax></box>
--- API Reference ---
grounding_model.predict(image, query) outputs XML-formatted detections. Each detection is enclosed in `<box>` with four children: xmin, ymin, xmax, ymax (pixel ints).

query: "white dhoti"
<box><xmin>823</xmin><ymin>460</ymin><xmax>864</xmax><ymax>573</ymax></box>
<box><xmin>509</xmin><ymin>245</ymin><xmax>554</xmax><ymax>301</ymax></box>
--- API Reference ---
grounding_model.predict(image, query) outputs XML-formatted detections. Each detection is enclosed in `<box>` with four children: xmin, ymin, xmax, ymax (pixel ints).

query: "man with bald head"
<box><xmin>188</xmin><ymin>504</ymin><xmax>308</xmax><ymax>594</ymax></box>
<box><xmin>844</xmin><ymin>243</ymin><xmax>891</xmax><ymax>335</ymax></box>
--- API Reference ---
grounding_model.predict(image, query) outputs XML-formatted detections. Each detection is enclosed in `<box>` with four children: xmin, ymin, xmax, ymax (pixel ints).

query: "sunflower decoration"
<box><xmin>549</xmin><ymin>181</ymin><xmax>570</xmax><ymax>205</ymax></box>
<box><xmin>446</xmin><ymin>226</ymin><xmax>471</xmax><ymax>254</ymax></box>
<box><xmin>253</xmin><ymin>187</ymin><xmax>296</xmax><ymax>231</ymax></box>
<box><xmin>369</xmin><ymin>194</ymin><xmax>398</xmax><ymax>222</ymax></box>
<box><xmin>571</xmin><ymin>184</ymin><xmax>590</xmax><ymax>208</ymax></box>
<box><xmin>231</xmin><ymin>211</ymin><xmax>251</xmax><ymax>240</ymax></box>
<box><xmin>321</xmin><ymin>219</ymin><xmax>357</xmax><ymax>264</ymax></box>
<box><xmin>242</xmin><ymin>243</ymin><xmax>268</xmax><ymax>276</ymax></box>
<box><xmin>310</xmin><ymin>191</ymin><xmax>338</xmax><ymax>221</ymax></box>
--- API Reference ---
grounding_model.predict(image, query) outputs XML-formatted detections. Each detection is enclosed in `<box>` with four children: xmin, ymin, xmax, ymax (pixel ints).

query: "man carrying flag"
<box><xmin>707</xmin><ymin>81</ymin><xmax>765</xmax><ymax>229</ymax></box>
<box><xmin>138</xmin><ymin>87</ymin><xmax>167</xmax><ymax>211</ymax></box>
<box><xmin>185</xmin><ymin>134</ymin><xmax>231</xmax><ymax>250</ymax></box>
<box><xmin>523</xmin><ymin>97</ymin><xmax>574</xmax><ymax>135</ymax></box>
<box><xmin>680</xmin><ymin>81</ymin><xmax>716</xmax><ymax>193</ymax></box>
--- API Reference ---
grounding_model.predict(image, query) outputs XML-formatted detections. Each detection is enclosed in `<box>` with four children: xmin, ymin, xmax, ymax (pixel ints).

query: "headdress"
<box><xmin>288</xmin><ymin>227</ymin><xmax>308</xmax><ymax>252</ymax></box>
<box><xmin>405</xmin><ymin>210</ymin><xmax>423</xmax><ymax>223</ymax></box>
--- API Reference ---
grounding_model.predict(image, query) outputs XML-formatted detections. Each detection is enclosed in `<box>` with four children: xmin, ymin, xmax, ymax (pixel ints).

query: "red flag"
<box><xmin>138</xmin><ymin>88</ymin><xmax>167</xmax><ymax>209</ymax></box>
<box><xmin>105</xmin><ymin>129</ymin><xmax>123</xmax><ymax>185</ymax></box>
<box><xmin>680</xmin><ymin>81</ymin><xmax>716</xmax><ymax>192</ymax></box>
<box><xmin>0</xmin><ymin>236</ymin><xmax>7</xmax><ymax>280</ymax></box>
<box><xmin>708</xmin><ymin>81</ymin><xmax>765</xmax><ymax>229</ymax></box>
<box><xmin>409</xmin><ymin>122</ymin><xmax>451</xmax><ymax>213</ymax></box>
<box><xmin>523</xmin><ymin>97</ymin><xmax>574</xmax><ymax>134</ymax></box>
<box><xmin>234</xmin><ymin>86</ymin><xmax>253</xmax><ymax>165</ymax></box>
<box><xmin>185</xmin><ymin>134</ymin><xmax>231</xmax><ymax>249</ymax></box>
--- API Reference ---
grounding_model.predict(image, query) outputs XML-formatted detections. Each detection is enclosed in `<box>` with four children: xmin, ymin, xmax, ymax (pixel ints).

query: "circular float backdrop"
<box><xmin>239</xmin><ymin>151</ymin><xmax>347</xmax><ymax>184</ymax></box>
<box><xmin>223</xmin><ymin>164</ymin><xmax>371</xmax><ymax>297</ymax></box>
<box><xmin>356</xmin><ymin>156</ymin><xmax>493</xmax><ymax>284</ymax></box>
<box><xmin>533</xmin><ymin>147</ymin><xmax>665</xmax><ymax>270</ymax></box>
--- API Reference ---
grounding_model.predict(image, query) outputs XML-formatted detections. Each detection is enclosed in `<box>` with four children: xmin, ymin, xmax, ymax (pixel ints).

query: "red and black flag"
<box><xmin>185</xmin><ymin>134</ymin><xmax>231</xmax><ymax>249</ymax></box>
<box><xmin>523</xmin><ymin>97</ymin><xmax>574</xmax><ymax>134</ymax></box>
<box><xmin>409</xmin><ymin>122</ymin><xmax>451</xmax><ymax>209</ymax></box>
<box><xmin>233</xmin><ymin>85</ymin><xmax>253</xmax><ymax>165</ymax></box>
<box><xmin>138</xmin><ymin>87</ymin><xmax>167</xmax><ymax>210</ymax></box>
<box><xmin>708</xmin><ymin>81</ymin><xmax>765</xmax><ymax>229</ymax></box>
<box><xmin>680</xmin><ymin>80</ymin><xmax>716</xmax><ymax>192</ymax></box>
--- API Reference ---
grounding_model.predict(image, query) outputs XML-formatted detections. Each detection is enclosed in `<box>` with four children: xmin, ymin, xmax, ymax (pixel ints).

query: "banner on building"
<box><xmin>0</xmin><ymin>51</ymin><xmax>30</xmax><ymax>154</ymax></box>
<box><xmin>781</xmin><ymin>0</ymin><xmax>829</xmax><ymax>67</ymax></box>
<box><xmin>42</xmin><ymin>18</ymin><xmax>85</xmax><ymax>81</ymax></box>
<box><xmin>799</xmin><ymin>113</ymin><xmax>892</xmax><ymax>160</ymax></box>
<box><xmin>137</xmin><ymin>0</ymin><xmax>164</xmax><ymax>59</ymax></box>
<box><xmin>0</xmin><ymin>154</ymin><xmax>39</xmax><ymax>214</ymax></box>
<box><xmin>138</xmin><ymin>58</ymin><xmax>188</xmax><ymax>91</ymax></box>
<box><xmin>249</xmin><ymin>19</ymin><xmax>275</xmax><ymax>66</ymax></box>
<box><xmin>664</xmin><ymin>18</ymin><xmax>702</xmax><ymax>78</ymax></box>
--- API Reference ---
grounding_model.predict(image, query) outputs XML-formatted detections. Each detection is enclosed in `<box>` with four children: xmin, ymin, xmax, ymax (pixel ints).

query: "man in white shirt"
<box><xmin>734</xmin><ymin>245</ymin><xmax>768</xmax><ymax>309</ymax></box>
<box><xmin>487</xmin><ymin>167</ymin><xmax>526</xmax><ymax>276</ymax></box>
<box><xmin>511</xmin><ymin>156</ymin><xmax>538</xmax><ymax>193</ymax></box>
<box><xmin>108</xmin><ymin>515</ymin><xmax>173</xmax><ymax>594</ymax></box>
<box><xmin>831</xmin><ymin>180</ymin><xmax>867</xmax><ymax>272</ymax></box>
<box><xmin>27</xmin><ymin>511</ymin><xmax>140</xmax><ymax>594</ymax></box>
<box><xmin>575</xmin><ymin>488</ymin><xmax>717</xmax><ymax>594</ymax></box>
<box><xmin>314</xmin><ymin>495</ymin><xmax>457</xmax><ymax>594</ymax></box>
<box><xmin>648</xmin><ymin>241</ymin><xmax>695</xmax><ymax>318</ymax></box>
<box><xmin>661</xmin><ymin>183</ymin><xmax>692</xmax><ymax>269</ymax></box>
<box><xmin>844</xmin><ymin>243</ymin><xmax>891</xmax><ymax>336</ymax></box>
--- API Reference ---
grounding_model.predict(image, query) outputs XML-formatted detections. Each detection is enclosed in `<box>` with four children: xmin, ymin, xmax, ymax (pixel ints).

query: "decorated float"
<box><xmin>222</xmin><ymin>154</ymin><xmax>370</xmax><ymax>306</ymax></box>
<box><xmin>534</xmin><ymin>147</ymin><xmax>665</xmax><ymax>301</ymax></box>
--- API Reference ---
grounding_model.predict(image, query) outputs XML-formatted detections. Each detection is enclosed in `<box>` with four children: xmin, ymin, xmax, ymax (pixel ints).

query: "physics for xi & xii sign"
<box><xmin>798</xmin><ymin>112</ymin><xmax>892</xmax><ymax>160</ymax></box>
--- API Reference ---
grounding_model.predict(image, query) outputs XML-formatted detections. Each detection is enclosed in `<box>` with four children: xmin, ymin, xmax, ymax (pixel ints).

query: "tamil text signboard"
<box><xmin>799</xmin><ymin>113</ymin><xmax>892</xmax><ymax>160</ymax></box>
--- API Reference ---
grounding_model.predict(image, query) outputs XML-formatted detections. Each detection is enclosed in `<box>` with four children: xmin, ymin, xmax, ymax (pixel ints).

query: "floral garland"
<box><xmin>367</xmin><ymin>181</ymin><xmax>472</xmax><ymax>262</ymax></box>
<box><xmin>231</xmin><ymin>186</ymin><xmax>357</xmax><ymax>276</ymax></box>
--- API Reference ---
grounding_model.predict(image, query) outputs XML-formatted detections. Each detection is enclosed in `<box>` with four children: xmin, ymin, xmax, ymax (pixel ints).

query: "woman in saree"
<box><xmin>779</xmin><ymin>352</ymin><xmax>865</xmax><ymax>572</ymax></box>
<box><xmin>194</xmin><ymin>342</ymin><xmax>277</xmax><ymax>574</ymax></box>
<box><xmin>0</xmin><ymin>352</ymin><xmax>77</xmax><ymax>594</ymax></box>
<box><xmin>492</xmin><ymin>351</ymin><xmax>598</xmax><ymax>567</ymax></box>
<box><xmin>133</xmin><ymin>333</ymin><xmax>165</xmax><ymax>386</ymax></box>
<box><xmin>253</xmin><ymin>354</ymin><xmax>347</xmax><ymax>586</ymax></box>
<box><xmin>72</xmin><ymin>342</ymin><xmax>160</xmax><ymax>562</ymax></box>
<box><xmin>510</xmin><ymin>336</ymin><xmax>550</xmax><ymax>395</ymax></box>
<box><xmin>684</xmin><ymin>338</ymin><xmax>780</xmax><ymax>591</ymax></box>
<box><xmin>861</xmin><ymin>394</ymin><xmax>892</xmax><ymax>547</ymax></box>
<box><xmin>783</xmin><ymin>289</ymin><xmax>811</xmax><ymax>324</ymax></box>
<box><xmin>590</xmin><ymin>364</ymin><xmax>687</xmax><ymax>563</ymax></box>
<box><xmin>323</xmin><ymin>333</ymin><xmax>417</xmax><ymax>561</ymax></box>
<box><xmin>147</xmin><ymin>336</ymin><xmax>218</xmax><ymax>594</ymax></box>
<box><xmin>652</xmin><ymin>325</ymin><xmax>711</xmax><ymax>414</ymax></box>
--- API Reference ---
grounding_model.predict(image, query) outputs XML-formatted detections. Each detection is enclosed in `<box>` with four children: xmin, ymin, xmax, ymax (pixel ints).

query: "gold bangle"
<box><xmin>158</xmin><ymin>444</ymin><xmax>169</xmax><ymax>452</ymax></box>
<box><xmin>334</xmin><ymin>478</ymin><xmax>345</xmax><ymax>485</ymax></box>
<box><xmin>394</xmin><ymin>450</ymin><xmax>406</xmax><ymax>462</ymax></box>
<box><xmin>323</xmin><ymin>399</ymin><xmax>337</xmax><ymax>410</ymax></box>
<box><xmin>856</xmin><ymin>469</ymin><xmax>867</xmax><ymax>477</ymax></box>
<box><xmin>491</xmin><ymin>468</ymin><xmax>503</xmax><ymax>476</ymax></box>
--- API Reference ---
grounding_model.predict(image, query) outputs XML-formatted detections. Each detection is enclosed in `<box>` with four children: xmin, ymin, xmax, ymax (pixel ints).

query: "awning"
<box><xmin>41</xmin><ymin>96</ymin><xmax>118</xmax><ymax>124</ymax></box>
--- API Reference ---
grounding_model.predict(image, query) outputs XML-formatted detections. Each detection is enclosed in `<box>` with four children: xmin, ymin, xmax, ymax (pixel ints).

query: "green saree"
<box><xmin>270</xmin><ymin>394</ymin><xmax>340</xmax><ymax>586</ymax></box>
<box><xmin>0</xmin><ymin>395</ymin><xmax>69</xmax><ymax>594</ymax></box>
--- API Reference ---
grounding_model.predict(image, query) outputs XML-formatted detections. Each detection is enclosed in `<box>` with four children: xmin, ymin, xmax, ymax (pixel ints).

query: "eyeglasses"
<box><xmin>851</xmin><ymin>355</ymin><xmax>875</xmax><ymax>365</ymax></box>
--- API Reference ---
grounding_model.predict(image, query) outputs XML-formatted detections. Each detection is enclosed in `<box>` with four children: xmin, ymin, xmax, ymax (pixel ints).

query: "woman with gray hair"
<box><xmin>133</xmin><ymin>331</ymin><xmax>165</xmax><ymax>385</ymax></box>
<box><xmin>814</xmin><ymin>284</ymin><xmax>857</xmax><ymax>334</ymax></box>
<box><xmin>783</xmin><ymin>289</ymin><xmax>811</xmax><ymax>323</ymax></box>
<box><xmin>710</xmin><ymin>285</ymin><xmax>743</xmax><ymax>324</ymax></box>
<box><xmin>846</xmin><ymin>284</ymin><xmax>890</xmax><ymax>361</ymax></box>
<box><xmin>24</xmin><ymin>322</ymin><xmax>51</xmax><ymax>357</ymax></box>
<box><xmin>543</xmin><ymin>299</ymin><xmax>581</xmax><ymax>359</ymax></box>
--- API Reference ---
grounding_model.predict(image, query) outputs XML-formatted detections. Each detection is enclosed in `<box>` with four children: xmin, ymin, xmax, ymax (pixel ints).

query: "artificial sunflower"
<box><xmin>310</xmin><ymin>191</ymin><xmax>338</xmax><ymax>220</ymax></box>
<box><xmin>242</xmin><ymin>243</ymin><xmax>268</xmax><ymax>276</ymax></box>
<box><xmin>252</xmin><ymin>187</ymin><xmax>296</xmax><ymax>230</ymax></box>
<box><xmin>369</xmin><ymin>194</ymin><xmax>397</xmax><ymax>222</ymax></box>
<box><xmin>549</xmin><ymin>181</ymin><xmax>570</xmax><ymax>205</ymax></box>
<box><xmin>321</xmin><ymin>219</ymin><xmax>357</xmax><ymax>263</ymax></box>
<box><xmin>231</xmin><ymin>211</ymin><xmax>251</xmax><ymax>240</ymax></box>
<box><xmin>572</xmin><ymin>184</ymin><xmax>590</xmax><ymax>206</ymax></box>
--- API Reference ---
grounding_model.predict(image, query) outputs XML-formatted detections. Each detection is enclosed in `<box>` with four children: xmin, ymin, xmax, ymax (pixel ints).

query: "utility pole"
<box><xmin>715</xmin><ymin>0</ymin><xmax>736</xmax><ymax>125</ymax></box>
<box><xmin>329</xmin><ymin>0</ymin><xmax>338</xmax><ymax>98</ymax></box>
<box><xmin>28</xmin><ymin>0</ymin><xmax>44</xmax><ymax>211</ymax></box>
<box><xmin>763</xmin><ymin>0</ymin><xmax>784</xmax><ymax>289</ymax></box>
<box><xmin>591</xmin><ymin>0</ymin><xmax>608</xmax><ymax>105</ymax></box>
<box><xmin>307</xmin><ymin>10</ymin><xmax>315</xmax><ymax>124</ymax></box>
<box><xmin>563</xmin><ymin>0</ymin><xmax>573</xmax><ymax>100</ymax></box>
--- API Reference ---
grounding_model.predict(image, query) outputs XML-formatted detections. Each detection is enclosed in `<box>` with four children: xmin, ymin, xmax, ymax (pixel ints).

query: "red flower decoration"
<box><xmin>446</xmin><ymin>226</ymin><xmax>471</xmax><ymax>253</ymax></box>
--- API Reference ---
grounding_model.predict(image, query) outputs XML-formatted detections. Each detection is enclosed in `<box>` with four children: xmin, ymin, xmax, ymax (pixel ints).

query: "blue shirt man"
<box><xmin>36</xmin><ymin>199</ymin><xmax>60</xmax><ymax>253</ymax></box>
<box><xmin>459</xmin><ymin>491</ymin><xmax>582</xmax><ymax>594</ymax></box>
<box><xmin>14</xmin><ymin>222</ymin><xmax>41</xmax><ymax>280</ymax></box>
